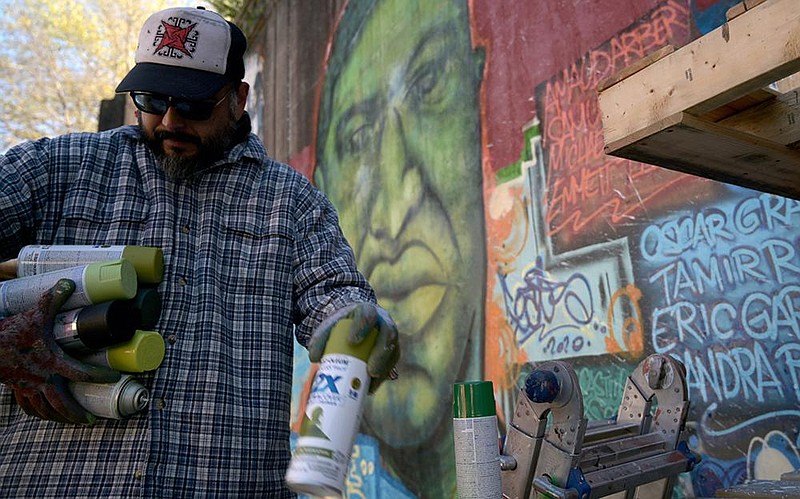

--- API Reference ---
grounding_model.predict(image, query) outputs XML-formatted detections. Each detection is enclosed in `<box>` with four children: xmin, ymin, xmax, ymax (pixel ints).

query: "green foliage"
<box><xmin>205</xmin><ymin>0</ymin><xmax>266</xmax><ymax>37</ymax></box>
<box><xmin>0</xmin><ymin>0</ymin><xmax>174</xmax><ymax>151</ymax></box>
<box><xmin>205</xmin><ymin>0</ymin><xmax>247</xmax><ymax>21</ymax></box>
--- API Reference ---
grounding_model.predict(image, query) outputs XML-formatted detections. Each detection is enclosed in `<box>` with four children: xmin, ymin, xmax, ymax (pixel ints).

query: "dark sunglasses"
<box><xmin>130</xmin><ymin>91</ymin><xmax>229</xmax><ymax>121</ymax></box>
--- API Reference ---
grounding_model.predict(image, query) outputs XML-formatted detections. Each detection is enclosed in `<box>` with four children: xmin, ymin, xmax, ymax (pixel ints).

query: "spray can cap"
<box><xmin>453</xmin><ymin>380</ymin><xmax>496</xmax><ymax>418</ymax></box>
<box><xmin>117</xmin><ymin>376</ymin><xmax>150</xmax><ymax>417</ymax></box>
<box><xmin>323</xmin><ymin>317</ymin><xmax>378</xmax><ymax>362</ymax></box>
<box><xmin>75</xmin><ymin>300</ymin><xmax>140</xmax><ymax>350</ymax></box>
<box><xmin>121</xmin><ymin>246</ymin><xmax>164</xmax><ymax>284</ymax></box>
<box><xmin>83</xmin><ymin>259</ymin><xmax>138</xmax><ymax>303</ymax></box>
<box><xmin>129</xmin><ymin>287</ymin><xmax>162</xmax><ymax>330</ymax></box>
<box><xmin>105</xmin><ymin>330</ymin><xmax>165</xmax><ymax>372</ymax></box>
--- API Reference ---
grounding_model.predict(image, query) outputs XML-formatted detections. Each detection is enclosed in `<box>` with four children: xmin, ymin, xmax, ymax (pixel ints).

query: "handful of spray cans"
<box><xmin>0</xmin><ymin>245</ymin><xmax>166</xmax><ymax>419</ymax></box>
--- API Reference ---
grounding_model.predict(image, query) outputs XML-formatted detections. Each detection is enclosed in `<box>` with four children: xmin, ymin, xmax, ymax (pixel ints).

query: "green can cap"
<box><xmin>453</xmin><ymin>381</ymin><xmax>496</xmax><ymax>418</ymax></box>
<box><xmin>83</xmin><ymin>259</ymin><xmax>138</xmax><ymax>304</ymax></box>
<box><xmin>106</xmin><ymin>330</ymin><xmax>165</xmax><ymax>372</ymax></box>
<box><xmin>323</xmin><ymin>317</ymin><xmax>378</xmax><ymax>362</ymax></box>
<box><xmin>121</xmin><ymin>246</ymin><xmax>164</xmax><ymax>284</ymax></box>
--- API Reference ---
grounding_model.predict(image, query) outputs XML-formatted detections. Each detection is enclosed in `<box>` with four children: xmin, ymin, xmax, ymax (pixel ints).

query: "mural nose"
<box><xmin>369</xmin><ymin>107</ymin><xmax>423</xmax><ymax>240</ymax></box>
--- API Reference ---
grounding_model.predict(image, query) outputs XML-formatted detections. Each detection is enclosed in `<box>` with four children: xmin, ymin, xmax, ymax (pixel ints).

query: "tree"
<box><xmin>0</xmin><ymin>0</ymin><xmax>180</xmax><ymax>152</ymax></box>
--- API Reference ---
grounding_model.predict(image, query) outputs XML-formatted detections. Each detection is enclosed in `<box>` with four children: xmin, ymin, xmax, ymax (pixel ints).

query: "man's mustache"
<box><xmin>155</xmin><ymin>130</ymin><xmax>201</xmax><ymax>145</ymax></box>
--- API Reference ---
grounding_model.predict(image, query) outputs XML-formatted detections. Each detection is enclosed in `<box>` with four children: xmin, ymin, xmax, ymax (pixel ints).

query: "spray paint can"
<box><xmin>453</xmin><ymin>380</ymin><xmax>502</xmax><ymax>499</ymax></box>
<box><xmin>285</xmin><ymin>318</ymin><xmax>377</xmax><ymax>498</ymax></box>
<box><xmin>16</xmin><ymin>244</ymin><xmax>164</xmax><ymax>284</ymax></box>
<box><xmin>132</xmin><ymin>287</ymin><xmax>162</xmax><ymax>329</ymax></box>
<box><xmin>0</xmin><ymin>260</ymin><xmax>138</xmax><ymax>315</ymax></box>
<box><xmin>53</xmin><ymin>300</ymin><xmax>140</xmax><ymax>352</ymax></box>
<box><xmin>77</xmin><ymin>330</ymin><xmax>166</xmax><ymax>373</ymax></box>
<box><xmin>68</xmin><ymin>374</ymin><xmax>150</xmax><ymax>419</ymax></box>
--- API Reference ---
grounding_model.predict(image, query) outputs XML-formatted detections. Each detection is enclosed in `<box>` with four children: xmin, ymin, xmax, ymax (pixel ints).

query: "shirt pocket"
<box><xmin>221</xmin><ymin>210</ymin><xmax>295</xmax><ymax>301</ymax></box>
<box><xmin>56</xmin><ymin>184</ymin><xmax>149</xmax><ymax>244</ymax></box>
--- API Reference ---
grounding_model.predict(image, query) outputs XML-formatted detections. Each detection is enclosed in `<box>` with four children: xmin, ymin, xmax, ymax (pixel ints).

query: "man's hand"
<box><xmin>0</xmin><ymin>279</ymin><xmax>121</xmax><ymax>424</ymax></box>
<box><xmin>309</xmin><ymin>302</ymin><xmax>400</xmax><ymax>394</ymax></box>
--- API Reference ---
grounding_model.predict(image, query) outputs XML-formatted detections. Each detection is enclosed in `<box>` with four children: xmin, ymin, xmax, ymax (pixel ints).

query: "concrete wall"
<box><xmin>243</xmin><ymin>0</ymin><xmax>800</xmax><ymax>497</ymax></box>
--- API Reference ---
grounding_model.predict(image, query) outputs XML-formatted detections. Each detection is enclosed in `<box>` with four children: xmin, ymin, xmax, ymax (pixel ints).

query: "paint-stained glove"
<box><xmin>0</xmin><ymin>279</ymin><xmax>121</xmax><ymax>424</ymax></box>
<box><xmin>308</xmin><ymin>302</ymin><xmax>400</xmax><ymax>394</ymax></box>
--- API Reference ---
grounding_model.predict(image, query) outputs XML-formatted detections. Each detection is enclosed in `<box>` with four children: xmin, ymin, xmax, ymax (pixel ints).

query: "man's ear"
<box><xmin>236</xmin><ymin>81</ymin><xmax>250</xmax><ymax>119</ymax></box>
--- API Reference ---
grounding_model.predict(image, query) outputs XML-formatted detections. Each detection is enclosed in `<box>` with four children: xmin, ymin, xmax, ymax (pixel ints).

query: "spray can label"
<box><xmin>17</xmin><ymin>245</ymin><xmax>125</xmax><ymax>276</ymax></box>
<box><xmin>453</xmin><ymin>415</ymin><xmax>502</xmax><ymax>498</ymax></box>
<box><xmin>53</xmin><ymin>308</ymin><xmax>84</xmax><ymax>351</ymax></box>
<box><xmin>453</xmin><ymin>380</ymin><xmax>502</xmax><ymax>498</ymax></box>
<box><xmin>68</xmin><ymin>374</ymin><xmax>149</xmax><ymax>419</ymax></box>
<box><xmin>285</xmin><ymin>353</ymin><xmax>370</xmax><ymax>497</ymax></box>
<box><xmin>0</xmin><ymin>265</ymin><xmax>91</xmax><ymax>315</ymax></box>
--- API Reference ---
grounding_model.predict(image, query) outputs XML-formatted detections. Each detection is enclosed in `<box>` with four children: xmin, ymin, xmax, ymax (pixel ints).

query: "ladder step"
<box><xmin>580</xmin><ymin>432</ymin><xmax>668</xmax><ymax>471</ymax></box>
<box><xmin>582</xmin><ymin>451</ymin><xmax>692</xmax><ymax>498</ymax></box>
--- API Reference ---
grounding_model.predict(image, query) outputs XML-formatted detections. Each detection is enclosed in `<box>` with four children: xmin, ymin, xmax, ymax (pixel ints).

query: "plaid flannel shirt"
<box><xmin>0</xmin><ymin>120</ymin><xmax>375</xmax><ymax>497</ymax></box>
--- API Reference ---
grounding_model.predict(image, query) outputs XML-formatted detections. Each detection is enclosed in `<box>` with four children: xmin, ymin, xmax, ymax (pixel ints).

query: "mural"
<box><xmin>310</xmin><ymin>1</ymin><xmax>484</xmax><ymax>496</ymax></box>
<box><xmin>263</xmin><ymin>0</ymin><xmax>800</xmax><ymax>497</ymax></box>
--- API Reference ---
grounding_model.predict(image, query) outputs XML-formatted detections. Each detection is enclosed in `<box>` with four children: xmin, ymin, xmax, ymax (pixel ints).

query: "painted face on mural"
<box><xmin>315</xmin><ymin>0</ymin><xmax>485</xmax><ymax>446</ymax></box>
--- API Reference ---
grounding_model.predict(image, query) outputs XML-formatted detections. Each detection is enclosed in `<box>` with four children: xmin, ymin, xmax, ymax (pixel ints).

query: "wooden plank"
<box><xmin>606</xmin><ymin>113</ymin><xmax>800</xmax><ymax>199</ymax></box>
<box><xmin>597</xmin><ymin>45</ymin><xmax>674</xmax><ymax>92</ymax></box>
<box><xmin>599</xmin><ymin>0</ymin><xmax>800</xmax><ymax>147</ymax></box>
<box><xmin>715</xmin><ymin>480</ymin><xmax>800</xmax><ymax>497</ymax></box>
<box><xmin>699</xmin><ymin>88</ymin><xmax>777</xmax><ymax>122</ymax></box>
<box><xmin>774</xmin><ymin>71</ymin><xmax>800</xmax><ymax>93</ymax></box>
<box><xmin>0</xmin><ymin>259</ymin><xmax>16</xmax><ymax>281</ymax></box>
<box><xmin>725</xmin><ymin>2</ymin><xmax>746</xmax><ymax>21</ymax></box>
<box><xmin>718</xmin><ymin>90</ymin><xmax>800</xmax><ymax>146</ymax></box>
<box><xmin>726</xmin><ymin>0</ymin><xmax>769</xmax><ymax>21</ymax></box>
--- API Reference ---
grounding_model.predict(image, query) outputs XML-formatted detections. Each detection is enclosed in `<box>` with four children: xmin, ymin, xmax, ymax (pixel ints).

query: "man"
<box><xmin>0</xmin><ymin>6</ymin><xmax>398</xmax><ymax>497</ymax></box>
<box><xmin>313</xmin><ymin>0</ymin><xmax>485</xmax><ymax>496</ymax></box>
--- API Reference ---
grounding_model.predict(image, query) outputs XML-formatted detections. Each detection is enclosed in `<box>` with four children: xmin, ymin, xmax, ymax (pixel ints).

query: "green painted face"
<box><xmin>315</xmin><ymin>0</ymin><xmax>485</xmax><ymax>446</ymax></box>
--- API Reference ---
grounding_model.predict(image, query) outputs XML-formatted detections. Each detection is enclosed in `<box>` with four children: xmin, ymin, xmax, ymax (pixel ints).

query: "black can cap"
<box><xmin>131</xmin><ymin>287</ymin><xmax>162</xmax><ymax>330</ymax></box>
<box><xmin>76</xmin><ymin>300</ymin><xmax>140</xmax><ymax>350</ymax></box>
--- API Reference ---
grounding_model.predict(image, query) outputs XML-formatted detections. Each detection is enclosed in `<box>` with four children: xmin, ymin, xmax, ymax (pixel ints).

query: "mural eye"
<box><xmin>408</xmin><ymin>62</ymin><xmax>444</xmax><ymax>107</ymax></box>
<box><xmin>344</xmin><ymin>121</ymin><xmax>380</xmax><ymax>157</ymax></box>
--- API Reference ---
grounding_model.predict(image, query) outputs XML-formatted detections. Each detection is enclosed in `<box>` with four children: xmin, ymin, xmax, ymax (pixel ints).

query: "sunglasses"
<box><xmin>130</xmin><ymin>91</ymin><xmax>229</xmax><ymax>121</ymax></box>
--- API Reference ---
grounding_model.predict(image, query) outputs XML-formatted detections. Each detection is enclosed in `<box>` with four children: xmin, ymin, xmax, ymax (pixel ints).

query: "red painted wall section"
<box><xmin>470</xmin><ymin>0</ymin><xmax>665</xmax><ymax>174</ymax></box>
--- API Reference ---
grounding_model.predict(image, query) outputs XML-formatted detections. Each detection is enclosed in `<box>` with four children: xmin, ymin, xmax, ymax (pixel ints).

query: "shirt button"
<box><xmin>155</xmin><ymin>398</ymin><xmax>167</xmax><ymax>410</ymax></box>
<box><xmin>179</xmin><ymin>276</ymin><xmax>188</xmax><ymax>286</ymax></box>
<box><xmin>181</xmin><ymin>225</ymin><xmax>190</xmax><ymax>234</ymax></box>
<box><xmin>167</xmin><ymin>334</ymin><xmax>177</xmax><ymax>344</ymax></box>
<box><xmin>134</xmin><ymin>469</ymin><xmax>143</xmax><ymax>480</ymax></box>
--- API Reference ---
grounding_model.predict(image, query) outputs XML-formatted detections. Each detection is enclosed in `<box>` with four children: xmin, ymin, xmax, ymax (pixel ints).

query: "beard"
<box><xmin>139</xmin><ymin>114</ymin><xmax>238</xmax><ymax>181</ymax></box>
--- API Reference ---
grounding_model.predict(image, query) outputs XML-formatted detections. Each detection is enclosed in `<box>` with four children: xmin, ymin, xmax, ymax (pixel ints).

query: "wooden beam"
<box><xmin>717</xmin><ymin>90</ymin><xmax>800</xmax><ymax>146</ymax></box>
<box><xmin>599</xmin><ymin>0</ymin><xmax>800</xmax><ymax>147</ymax></box>
<box><xmin>605</xmin><ymin>112</ymin><xmax>800</xmax><ymax>199</ymax></box>
<box><xmin>727</xmin><ymin>0</ymin><xmax>770</xmax><ymax>21</ymax></box>
<box><xmin>596</xmin><ymin>45</ymin><xmax>674</xmax><ymax>92</ymax></box>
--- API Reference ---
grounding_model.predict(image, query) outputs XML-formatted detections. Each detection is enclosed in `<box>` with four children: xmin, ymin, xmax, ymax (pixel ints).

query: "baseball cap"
<box><xmin>116</xmin><ymin>6</ymin><xmax>246</xmax><ymax>100</ymax></box>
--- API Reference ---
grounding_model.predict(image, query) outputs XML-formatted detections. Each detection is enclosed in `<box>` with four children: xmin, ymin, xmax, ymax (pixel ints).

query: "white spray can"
<box><xmin>453</xmin><ymin>380</ymin><xmax>502</xmax><ymax>498</ymax></box>
<box><xmin>68</xmin><ymin>374</ymin><xmax>150</xmax><ymax>419</ymax></box>
<box><xmin>0</xmin><ymin>260</ymin><xmax>138</xmax><ymax>316</ymax></box>
<box><xmin>16</xmin><ymin>244</ymin><xmax>164</xmax><ymax>284</ymax></box>
<box><xmin>285</xmin><ymin>318</ymin><xmax>377</xmax><ymax>498</ymax></box>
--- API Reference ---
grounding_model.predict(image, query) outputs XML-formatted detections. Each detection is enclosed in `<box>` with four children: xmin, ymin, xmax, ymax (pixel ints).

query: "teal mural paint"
<box><xmin>77</xmin><ymin>330</ymin><xmax>165</xmax><ymax>373</ymax></box>
<box><xmin>68</xmin><ymin>374</ymin><xmax>149</xmax><ymax>419</ymax></box>
<box><xmin>16</xmin><ymin>244</ymin><xmax>164</xmax><ymax>284</ymax></box>
<box><xmin>0</xmin><ymin>260</ymin><xmax>138</xmax><ymax>315</ymax></box>
<box><xmin>453</xmin><ymin>381</ymin><xmax>502</xmax><ymax>498</ymax></box>
<box><xmin>285</xmin><ymin>318</ymin><xmax>377</xmax><ymax>498</ymax></box>
<box><xmin>53</xmin><ymin>300</ymin><xmax>140</xmax><ymax>352</ymax></box>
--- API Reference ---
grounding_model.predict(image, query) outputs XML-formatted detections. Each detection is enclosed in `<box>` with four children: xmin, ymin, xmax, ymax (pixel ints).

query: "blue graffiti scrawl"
<box><xmin>493</xmin><ymin>119</ymin><xmax>639</xmax><ymax>362</ymax></box>
<box><xmin>499</xmin><ymin>255</ymin><xmax>594</xmax><ymax>348</ymax></box>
